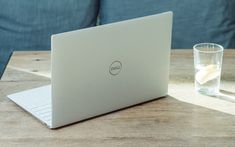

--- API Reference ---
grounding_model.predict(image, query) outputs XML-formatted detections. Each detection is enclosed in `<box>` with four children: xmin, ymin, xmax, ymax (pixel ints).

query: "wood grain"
<box><xmin>0</xmin><ymin>50</ymin><xmax>234</xmax><ymax>147</ymax></box>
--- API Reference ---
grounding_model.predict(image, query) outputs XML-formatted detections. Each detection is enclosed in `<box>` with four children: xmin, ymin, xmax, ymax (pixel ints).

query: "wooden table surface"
<box><xmin>0</xmin><ymin>50</ymin><xmax>234</xmax><ymax>147</ymax></box>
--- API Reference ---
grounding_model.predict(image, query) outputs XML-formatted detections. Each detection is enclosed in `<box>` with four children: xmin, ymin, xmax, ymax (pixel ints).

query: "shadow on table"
<box><xmin>214</xmin><ymin>90</ymin><xmax>235</xmax><ymax>103</ymax></box>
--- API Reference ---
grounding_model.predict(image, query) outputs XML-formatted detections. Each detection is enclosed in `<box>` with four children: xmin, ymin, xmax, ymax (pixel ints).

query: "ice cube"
<box><xmin>196</xmin><ymin>64</ymin><xmax>220</xmax><ymax>85</ymax></box>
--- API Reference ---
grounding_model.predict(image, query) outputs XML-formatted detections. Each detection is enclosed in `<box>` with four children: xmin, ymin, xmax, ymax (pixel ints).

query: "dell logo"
<box><xmin>109</xmin><ymin>61</ymin><xmax>122</xmax><ymax>76</ymax></box>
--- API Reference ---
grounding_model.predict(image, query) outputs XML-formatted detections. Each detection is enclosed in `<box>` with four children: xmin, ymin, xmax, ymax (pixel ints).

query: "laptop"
<box><xmin>7</xmin><ymin>11</ymin><xmax>173</xmax><ymax>129</ymax></box>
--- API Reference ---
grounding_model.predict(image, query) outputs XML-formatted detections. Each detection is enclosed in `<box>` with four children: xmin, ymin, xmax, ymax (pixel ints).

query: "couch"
<box><xmin>1</xmin><ymin>0</ymin><xmax>235</xmax><ymax>77</ymax></box>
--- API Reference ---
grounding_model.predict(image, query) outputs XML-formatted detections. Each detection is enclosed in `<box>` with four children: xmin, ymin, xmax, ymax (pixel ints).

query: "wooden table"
<box><xmin>0</xmin><ymin>50</ymin><xmax>234</xmax><ymax>147</ymax></box>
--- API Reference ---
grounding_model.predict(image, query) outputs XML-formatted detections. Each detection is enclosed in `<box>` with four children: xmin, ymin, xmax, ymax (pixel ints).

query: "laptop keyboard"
<box><xmin>8</xmin><ymin>85</ymin><xmax>52</xmax><ymax>127</ymax></box>
<box><xmin>30</xmin><ymin>102</ymin><xmax>52</xmax><ymax>125</ymax></box>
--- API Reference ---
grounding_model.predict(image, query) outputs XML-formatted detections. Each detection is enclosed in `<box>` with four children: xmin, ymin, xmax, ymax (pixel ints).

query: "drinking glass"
<box><xmin>193</xmin><ymin>43</ymin><xmax>224</xmax><ymax>96</ymax></box>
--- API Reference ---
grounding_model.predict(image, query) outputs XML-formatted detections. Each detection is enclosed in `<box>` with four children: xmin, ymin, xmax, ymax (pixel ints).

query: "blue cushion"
<box><xmin>0</xmin><ymin>0</ymin><xmax>99</xmax><ymax>50</ymax></box>
<box><xmin>0</xmin><ymin>0</ymin><xmax>99</xmax><ymax>78</ymax></box>
<box><xmin>99</xmin><ymin>0</ymin><xmax>235</xmax><ymax>49</ymax></box>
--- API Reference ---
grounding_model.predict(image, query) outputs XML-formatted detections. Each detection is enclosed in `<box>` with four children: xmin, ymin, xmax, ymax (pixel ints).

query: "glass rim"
<box><xmin>193</xmin><ymin>43</ymin><xmax>224</xmax><ymax>53</ymax></box>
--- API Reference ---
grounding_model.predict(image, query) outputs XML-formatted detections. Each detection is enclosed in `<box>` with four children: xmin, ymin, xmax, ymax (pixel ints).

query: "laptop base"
<box><xmin>7</xmin><ymin>85</ymin><xmax>52</xmax><ymax>128</ymax></box>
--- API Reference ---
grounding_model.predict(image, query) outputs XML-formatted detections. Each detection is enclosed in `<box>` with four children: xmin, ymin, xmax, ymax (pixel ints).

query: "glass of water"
<box><xmin>193</xmin><ymin>43</ymin><xmax>224</xmax><ymax>96</ymax></box>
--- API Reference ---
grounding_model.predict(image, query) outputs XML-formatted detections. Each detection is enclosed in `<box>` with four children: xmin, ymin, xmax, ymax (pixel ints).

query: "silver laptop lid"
<box><xmin>51</xmin><ymin>11</ymin><xmax>173</xmax><ymax>128</ymax></box>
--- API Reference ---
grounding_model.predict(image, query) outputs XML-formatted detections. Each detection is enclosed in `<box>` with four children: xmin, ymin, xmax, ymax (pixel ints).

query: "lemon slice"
<box><xmin>196</xmin><ymin>65</ymin><xmax>220</xmax><ymax>85</ymax></box>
